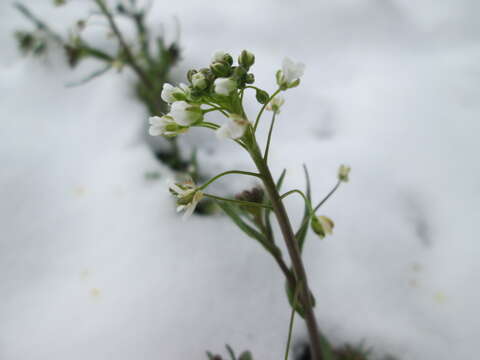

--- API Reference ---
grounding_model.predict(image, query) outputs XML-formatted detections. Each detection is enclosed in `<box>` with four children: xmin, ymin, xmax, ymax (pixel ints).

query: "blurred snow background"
<box><xmin>1</xmin><ymin>0</ymin><xmax>479</xmax><ymax>359</ymax></box>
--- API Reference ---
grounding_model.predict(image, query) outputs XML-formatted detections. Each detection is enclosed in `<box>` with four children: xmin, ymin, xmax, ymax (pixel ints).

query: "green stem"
<box><xmin>14</xmin><ymin>2</ymin><xmax>64</xmax><ymax>45</ymax></box>
<box><xmin>94</xmin><ymin>0</ymin><xmax>154</xmax><ymax>90</ymax></box>
<box><xmin>199</xmin><ymin>170</ymin><xmax>262</xmax><ymax>190</ymax></box>
<box><xmin>253</xmin><ymin>88</ymin><xmax>281</xmax><ymax>131</ymax></box>
<box><xmin>280</xmin><ymin>189</ymin><xmax>314</xmax><ymax>214</ymax></box>
<box><xmin>204</xmin><ymin>193</ymin><xmax>272</xmax><ymax>209</ymax></box>
<box><xmin>294</xmin><ymin>180</ymin><xmax>342</xmax><ymax>240</ymax></box>
<box><xmin>263</xmin><ymin>112</ymin><xmax>277</xmax><ymax>162</ymax></box>
<box><xmin>313</xmin><ymin>180</ymin><xmax>341</xmax><ymax>213</ymax></box>
<box><xmin>247</xmin><ymin>141</ymin><xmax>329</xmax><ymax>360</ymax></box>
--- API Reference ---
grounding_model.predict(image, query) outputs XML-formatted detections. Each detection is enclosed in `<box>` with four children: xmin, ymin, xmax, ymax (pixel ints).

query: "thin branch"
<box><xmin>204</xmin><ymin>193</ymin><xmax>273</xmax><ymax>209</ymax></box>
<box><xmin>94</xmin><ymin>0</ymin><xmax>153</xmax><ymax>89</ymax></box>
<box><xmin>199</xmin><ymin>170</ymin><xmax>262</xmax><ymax>190</ymax></box>
<box><xmin>263</xmin><ymin>111</ymin><xmax>277</xmax><ymax>162</ymax></box>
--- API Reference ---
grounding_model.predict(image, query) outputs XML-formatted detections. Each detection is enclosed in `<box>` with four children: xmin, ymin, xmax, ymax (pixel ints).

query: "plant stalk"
<box><xmin>248</xmin><ymin>141</ymin><xmax>325</xmax><ymax>360</ymax></box>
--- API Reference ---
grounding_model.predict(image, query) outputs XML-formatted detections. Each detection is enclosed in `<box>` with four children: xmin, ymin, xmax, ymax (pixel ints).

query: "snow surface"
<box><xmin>1</xmin><ymin>1</ymin><xmax>479</xmax><ymax>359</ymax></box>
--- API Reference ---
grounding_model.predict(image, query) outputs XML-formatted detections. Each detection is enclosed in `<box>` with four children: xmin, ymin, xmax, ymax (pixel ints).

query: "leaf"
<box><xmin>295</xmin><ymin>164</ymin><xmax>312</xmax><ymax>252</ymax></box>
<box><xmin>238</xmin><ymin>351</ymin><xmax>253</xmax><ymax>360</ymax></box>
<box><xmin>284</xmin><ymin>279</ymin><xmax>316</xmax><ymax>319</ymax></box>
<box><xmin>216</xmin><ymin>201</ymin><xmax>268</xmax><ymax>248</ymax></box>
<box><xmin>276</xmin><ymin>168</ymin><xmax>287</xmax><ymax>191</ymax></box>
<box><xmin>225</xmin><ymin>344</ymin><xmax>236</xmax><ymax>360</ymax></box>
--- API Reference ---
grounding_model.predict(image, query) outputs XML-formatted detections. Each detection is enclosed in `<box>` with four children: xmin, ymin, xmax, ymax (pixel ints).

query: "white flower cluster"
<box><xmin>149</xmin><ymin>50</ymin><xmax>305</xmax><ymax>218</ymax></box>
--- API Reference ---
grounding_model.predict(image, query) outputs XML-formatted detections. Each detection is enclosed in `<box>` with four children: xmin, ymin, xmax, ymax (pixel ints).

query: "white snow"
<box><xmin>1</xmin><ymin>1</ymin><xmax>479</xmax><ymax>359</ymax></box>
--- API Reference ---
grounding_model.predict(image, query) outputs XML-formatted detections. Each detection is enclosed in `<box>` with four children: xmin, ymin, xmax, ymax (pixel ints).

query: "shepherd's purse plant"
<box><xmin>149</xmin><ymin>49</ymin><xmax>351</xmax><ymax>360</ymax></box>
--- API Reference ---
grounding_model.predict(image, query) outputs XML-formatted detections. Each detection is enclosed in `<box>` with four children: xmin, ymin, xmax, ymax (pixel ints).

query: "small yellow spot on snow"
<box><xmin>90</xmin><ymin>288</ymin><xmax>101</xmax><ymax>298</ymax></box>
<box><xmin>409</xmin><ymin>279</ymin><xmax>419</xmax><ymax>288</ymax></box>
<box><xmin>434</xmin><ymin>292</ymin><xmax>447</xmax><ymax>304</ymax></box>
<box><xmin>73</xmin><ymin>186</ymin><xmax>86</xmax><ymax>196</ymax></box>
<box><xmin>411</xmin><ymin>262</ymin><xmax>422</xmax><ymax>272</ymax></box>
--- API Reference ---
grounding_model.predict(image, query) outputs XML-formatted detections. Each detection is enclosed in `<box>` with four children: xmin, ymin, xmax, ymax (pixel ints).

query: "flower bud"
<box><xmin>210</xmin><ymin>61</ymin><xmax>231</xmax><ymax>77</ymax></box>
<box><xmin>212</xmin><ymin>51</ymin><xmax>233</xmax><ymax>65</ymax></box>
<box><xmin>191</xmin><ymin>72</ymin><xmax>208</xmax><ymax>90</ymax></box>
<box><xmin>238</xmin><ymin>50</ymin><xmax>255</xmax><ymax>69</ymax></box>
<box><xmin>255</xmin><ymin>89</ymin><xmax>270</xmax><ymax>105</ymax></box>
<box><xmin>232</xmin><ymin>66</ymin><xmax>247</xmax><ymax>80</ymax></box>
<box><xmin>338</xmin><ymin>165</ymin><xmax>351</xmax><ymax>182</ymax></box>
<box><xmin>245</xmin><ymin>73</ymin><xmax>255</xmax><ymax>84</ymax></box>
<box><xmin>311</xmin><ymin>215</ymin><xmax>334</xmax><ymax>239</ymax></box>
<box><xmin>187</xmin><ymin>69</ymin><xmax>197</xmax><ymax>83</ymax></box>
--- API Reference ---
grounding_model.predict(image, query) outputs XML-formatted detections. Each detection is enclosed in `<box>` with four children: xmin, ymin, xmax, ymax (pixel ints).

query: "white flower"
<box><xmin>266</xmin><ymin>95</ymin><xmax>285</xmax><ymax>113</ymax></box>
<box><xmin>280</xmin><ymin>57</ymin><xmax>305</xmax><ymax>85</ymax></box>
<box><xmin>212</xmin><ymin>51</ymin><xmax>226</xmax><ymax>63</ymax></box>
<box><xmin>161</xmin><ymin>83</ymin><xmax>177</xmax><ymax>103</ymax></box>
<box><xmin>169</xmin><ymin>180</ymin><xmax>203</xmax><ymax>220</ymax></box>
<box><xmin>169</xmin><ymin>101</ymin><xmax>203</xmax><ymax>126</ymax></box>
<box><xmin>161</xmin><ymin>83</ymin><xmax>189</xmax><ymax>103</ymax></box>
<box><xmin>148</xmin><ymin>115</ymin><xmax>186</xmax><ymax>137</ymax></box>
<box><xmin>214</xmin><ymin>78</ymin><xmax>237</xmax><ymax>96</ymax></box>
<box><xmin>216</xmin><ymin>114</ymin><xmax>249</xmax><ymax>140</ymax></box>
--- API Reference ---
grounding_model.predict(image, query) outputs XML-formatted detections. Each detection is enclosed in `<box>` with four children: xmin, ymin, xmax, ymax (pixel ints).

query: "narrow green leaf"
<box><xmin>295</xmin><ymin>165</ymin><xmax>311</xmax><ymax>252</ymax></box>
<box><xmin>65</xmin><ymin>64</ymin><xmax>112</xmax><ymax>87</ymax></box>
<box><xmin>284</xmin><ymin>279</ymin><xmax>316</xmax><ymax>318</ymax></box>
<box><xmin>276</xmin><ymin>168</ymin><xmax>287</xmax><ymax>191</ymax></box>
<box><xmin>217</xmin><ymin>201</ymin><xmax>268</xmax><ymax>246</ymax></box>
<box><xmin>225</xmin><ymin>344</ymin><xmax>236</xmax><ymax>360</ymax></box>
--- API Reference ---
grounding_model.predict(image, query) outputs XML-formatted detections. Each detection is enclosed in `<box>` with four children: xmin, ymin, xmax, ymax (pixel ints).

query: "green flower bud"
<box><xmin>255</xmin><ymin>89</ymin><xmax>270</xmax><ymax>105</ymax></box>
<box><xmin>311</xmin><ymin>215</ymin><xmax>334</xmax><ymax>239</ymax></box>
<box><xmin>191</xmin><ymin>72</ymin><xmax>208</xmax><ymax>90</ymax></box>
<box><xmin>187</xmin><ymin>69</ymin><xmax>197</xmax><ymax>83</ymax></box>
<box><xmin>245</xmin><ymin>73</ymin><xmax>255</xmax><ymax>84</ymax></box>
<box><xmin>232</xmin><ymin>66</ymin><xmax>247</xmax><ymax>80</ymax></box>
<box><xmin>238</xmin><ymin>50</ymin><xmax>255</xmax><ymax>69</ymax></box>
<box><xmin>212</xmin><ymin>51</ymin><xmax>233</xmax><ymax>66</ymax></box>
<box><xmin>210</xmin><ymin>61</ymin><xmax>231</xmax><ymax>77</ymax></box>
<box><xmin>338</xmin><ymin>165</ymin><xmax>351</xmax><ymax>182</ymax></box>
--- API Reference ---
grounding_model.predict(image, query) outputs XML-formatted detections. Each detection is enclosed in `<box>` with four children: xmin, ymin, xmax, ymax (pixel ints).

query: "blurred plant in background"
<box><xmin>14</xmin><ymin>0</ymin><xmax>215</xmax><ymax>213</ymax></box>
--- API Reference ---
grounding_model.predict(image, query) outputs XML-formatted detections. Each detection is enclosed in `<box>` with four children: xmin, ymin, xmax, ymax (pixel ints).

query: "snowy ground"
<box><xmin>1</xmin><ymin>1</ymin><xmax>479</xmax><ymax>359</ymax></box>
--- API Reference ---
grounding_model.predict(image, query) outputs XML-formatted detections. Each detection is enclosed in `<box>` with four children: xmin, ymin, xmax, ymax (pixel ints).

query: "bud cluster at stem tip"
<box><xmin>148</xmin><ymin>50</ymin><xmax>305</xmax><ymax>141</ymax></box>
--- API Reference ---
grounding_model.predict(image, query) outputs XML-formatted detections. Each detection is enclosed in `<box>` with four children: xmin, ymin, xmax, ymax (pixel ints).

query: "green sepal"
<box><xmin>287</xmin><ymin>79</ymin><xmax>300</xmax><ymax>89</ymax></box>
